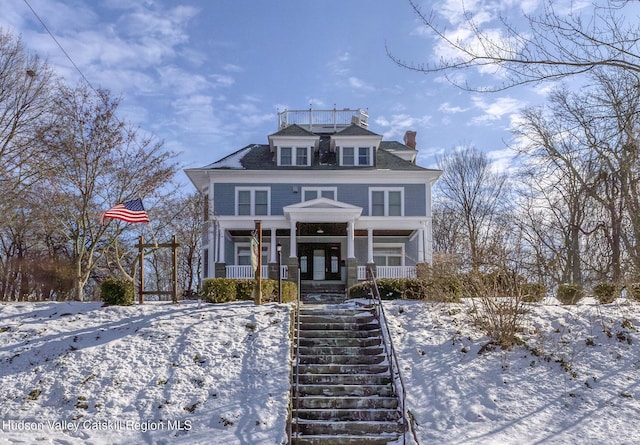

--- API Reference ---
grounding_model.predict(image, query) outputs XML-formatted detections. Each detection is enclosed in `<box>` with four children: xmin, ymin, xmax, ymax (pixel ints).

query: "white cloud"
<box><xmin>439</xmin><ymin>102</ymin><xmax>467</xmax><ymax>113</ymax></box>
<box><xmin>348</xmin><ymin>76</ymin><xmax>374</xmax><ymax>92</ymax></box>
<box><xmin>374</xmin><ymin>113</ymin><xmax>433</xmax><ymax>141</ymax></box>
<box><xmin>471</xmin><ymin>96</ymin><xmax>524</xmax><ymax>124</ymax></box>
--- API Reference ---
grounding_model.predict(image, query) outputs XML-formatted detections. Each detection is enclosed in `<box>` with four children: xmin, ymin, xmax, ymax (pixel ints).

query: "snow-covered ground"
<box><xmin>1</xmin><ymin>297</ymin><xmax>639</xmax><ymax>445</ymax></box>
<box><xmin>0</xmin><ymin>300</ymin><xmax>291</xmax><ymax>445</ymax></box>
<box><xmin>384</xmin><ymin>297</ymin><xmax>640</xmax><ymax>445</ymax></box>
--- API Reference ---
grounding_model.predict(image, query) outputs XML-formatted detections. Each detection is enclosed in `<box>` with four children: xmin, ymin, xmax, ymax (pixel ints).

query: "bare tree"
<box><xmin>37</xmin><ymin>83</ymin><xmax>177</xmax><ymax>301</ymax></box>
<box><xmin>0</xmin><ymin>28</ymin><xmax>54</xmax><ymax>222</ymax></box>
<box><xmin>435</xmin><ymin>145</ymin><xmax>509</xmax><ymax>270</ymax></box>
<box><xmin>390</xmin><ymin>0</ymin><xmax>640</xmax><ymax>91</ymax></box>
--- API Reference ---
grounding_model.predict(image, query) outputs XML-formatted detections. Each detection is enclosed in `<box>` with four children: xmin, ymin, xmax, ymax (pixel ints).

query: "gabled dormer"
<box><xmin>330</xmin><ymin>124</ymin><xmax>383</xmax><ymax>167</ymax></box>
<box><xmin>268</xmin><ymin>124</ymin><xmax>320</xmax><ymax>167</ymax></box>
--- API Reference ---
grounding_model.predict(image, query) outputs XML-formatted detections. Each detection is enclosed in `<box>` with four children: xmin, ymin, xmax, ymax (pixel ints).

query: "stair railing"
<box><xmin>366</xmin><ymin>266</ymin><xmax>414</xmax><ymax>445</ymax></box>
<box><xmin>288</xmin><ymin>269</ymin><xmax>302</xmax><ymax>445</ymax></box>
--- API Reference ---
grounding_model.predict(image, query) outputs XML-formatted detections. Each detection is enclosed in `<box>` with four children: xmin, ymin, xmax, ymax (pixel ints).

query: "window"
<box><xmin>342</xmin><ymin>147</ymin><xmax>354</xmax><ymax>165</ymax></box>
<box><xmin>236</xmin><ymin>187</ymin><xmax>270</xmax><ymax>216</ymax></box>
<box><xmin>236</xmin><ymin>244</ymin><xmax>269</xmax><ymax>266</ymax></box>
<box><xmin>278</xmin><ymin>146</ymin><xmax>310</xmax><ymax>166</ymax></box>
<box><xmin>373</xmin><ymin>246</ymin><xmax>403</xmax><ymax>266</ymax></box>
<box><xmin>296</xmin><ymin>147</ymin><xmax>308</xmax><ymax>166</ymax></box>
<box><xmin>301</xmin><ymin>187</ymin><xmax>337</xmax><ymax>201</ymax></box>
<box><xmin>358</xmin><ymin>147</ymin><xmax>370</xmax><ymax>165</ymax></box>
<box><xmin>280</xmin><ymin>147</ymin><xmax>292</xmax><ymax>165</ymax></box>
<box><xmin>369</xmin><ymin>187</ymin><xmax>404</xmax><ymax>216</ymax></box>
<box><xmin>340</xmin><ymin>146</ymin><xmax>371</xmax><ymax>166</ymax></box>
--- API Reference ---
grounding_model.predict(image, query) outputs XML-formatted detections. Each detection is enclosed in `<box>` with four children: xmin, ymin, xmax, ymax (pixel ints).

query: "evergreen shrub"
<box><xmin>100</xmin><ymin>279</ymin><xmax>135</xmax><ymax>306</ymax></box>
<box><xmin>200</xmin><ymin>278</ymin><xmax>297</xmax><ymax>303</ymax></box>
<box><xmin>593</xmin><ymin>282</ymin><xmax>618</xmax><ymax>304</ymax></box>
<box><xmin>557</xmin><ymin>283</ymin><xmax>584</xmax><ymax>305</ymax></box>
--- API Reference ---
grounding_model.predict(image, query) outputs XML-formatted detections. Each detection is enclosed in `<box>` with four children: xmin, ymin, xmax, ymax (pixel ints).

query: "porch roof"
<box><xmin>283</xmin><ymin>197</ymin><xmax>362</xmax><ymax>222</ymax></box>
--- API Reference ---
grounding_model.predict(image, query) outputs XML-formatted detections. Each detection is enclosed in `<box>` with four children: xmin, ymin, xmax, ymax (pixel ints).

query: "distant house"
<box><xmin>185</xmin><ymin>108</ymin><xmax>441</xmax><ymax>289</ymax></box>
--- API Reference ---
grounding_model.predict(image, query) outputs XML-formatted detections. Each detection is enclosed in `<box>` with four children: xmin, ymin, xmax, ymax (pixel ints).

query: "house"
<box><xmin>184</xmin><ymin>108</ymin><xmax>441</xmax><ymax>289</ymax></box>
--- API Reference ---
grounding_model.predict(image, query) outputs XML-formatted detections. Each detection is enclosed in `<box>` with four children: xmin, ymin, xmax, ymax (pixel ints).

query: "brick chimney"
<box><xmin>403</xmin><ymin>130</ymin><xmax>417</xmax><ymax>149</ymax></box>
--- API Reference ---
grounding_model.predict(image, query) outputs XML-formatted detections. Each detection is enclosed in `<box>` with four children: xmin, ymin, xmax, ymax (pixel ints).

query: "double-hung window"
<box><xmin>342</xmin><ymin>147</ymin><xmax>355</xmax><ymax>165</ymax></box>
<box><xmin>280</xmin><ymin>147</ymin><xmax>292</xmax><ymax>165</ymax></box>
<box><xmin>358</xmin><ymin>147</ymin><xmax>370</xmax><ymax>165</ymax></box>
<box><xmin>369</xmin><ymin>187</ymin><xmax>404</xmax><ymax>216</ymax></box>
<box><xmin>373</xmin><ymin>245</ymin><xmax>404</xmax><ymax>266</ymax></box>
<box><xmin>236</xmin><ymin>187</ymin><xmax>270</xmax><ymax>216</ymax></box>
<box><xmin>296</xmin><ymin>147</ymin><xmax>308</xmax><ymax>166</ymax></box>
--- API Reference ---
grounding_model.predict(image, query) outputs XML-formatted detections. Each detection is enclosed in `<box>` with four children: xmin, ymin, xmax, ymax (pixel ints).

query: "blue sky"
<box><xmin>2</xmin><ymin>0</ymin><xmax>556</xmax><ymax>188</ymax></box>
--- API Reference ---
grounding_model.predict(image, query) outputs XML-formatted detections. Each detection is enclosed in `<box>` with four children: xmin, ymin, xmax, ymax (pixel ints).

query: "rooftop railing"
<box><xmin>277</xmin><ymin>107</ymin><xmax>368</xmax><ymax>132</ymax></box>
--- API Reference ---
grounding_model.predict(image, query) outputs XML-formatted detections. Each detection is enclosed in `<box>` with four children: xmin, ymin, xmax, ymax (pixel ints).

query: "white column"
<box><xmin>290</xmin><ymin>219</ymin><xmax>297</xmax><ymax>258</ymax></box>
<box><xmin>218</xmin><ymin>224</ymin><xmax>226</xmax><ymax>263</ymax></box>
<box><xmin>367</xmin><ymin>228</ymin><xmax>374</xmax><ymax>263</ymax></box>
<box><xmin>417</xmin><ymin>226</ymin><xmax>425</xmax><ymax>263</ymax></box>
<box><xmin>426</xmin><ymin>219</ymin><xmax>433</xmax><ymax>264</ymax></box>
<box><xmin>270</xmin><ymin>228</ymin><xmax>276</xmax><ymax>263</ymax></box>
<box><xmin>347</xmin><ymin>220</ymin><xmax>355</xmax><ymax>259</ymax></box>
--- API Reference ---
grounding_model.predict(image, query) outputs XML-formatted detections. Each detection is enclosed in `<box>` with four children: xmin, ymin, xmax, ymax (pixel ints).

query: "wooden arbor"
<box><xmin>136</xmin><ymin>235</ymin><xmax>180</xmax><ymax>304</ymax></box>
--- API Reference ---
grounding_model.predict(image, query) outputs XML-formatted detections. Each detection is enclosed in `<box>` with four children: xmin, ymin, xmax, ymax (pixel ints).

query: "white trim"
<box><xmin>277</xmin><ymin>146</ymin><xmax>312</xmax><ymax>167</ymax></box>
<box><xmin>368</xmin><ymin>187</ymin><xmax>404</xmax><ymax>216</ymax></box>
<box><xmin>284</xmin><ymin>197</ymin><xmax>362</xmax><ymax>222</ymax></box>
<box><xmin>235</xmin><ymin>186</ymin><xmax>271</xmax><ymax>216</ymax></box>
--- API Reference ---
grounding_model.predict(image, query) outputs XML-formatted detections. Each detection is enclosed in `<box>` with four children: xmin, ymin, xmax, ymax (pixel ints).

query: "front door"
<box><xmin>299</xmin><ymin>243</ymin><xmax>341</xmax><ymax>281</ymax></box>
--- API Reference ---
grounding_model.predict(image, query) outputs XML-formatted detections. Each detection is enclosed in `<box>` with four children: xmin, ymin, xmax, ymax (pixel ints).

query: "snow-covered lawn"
<box><xmin>0</xmin><ymin>300</ymin><xmax>291</xmax><ymax>445</ymax></box>
<box><xmin>384</xmin><ymin>298</ymin><xmax>640</xmax><ymax>445</ymax></box>
<box><xmin>2</xmin><ymin>297</ymin><xmax>639</xmax><ymax>445</ymax></box>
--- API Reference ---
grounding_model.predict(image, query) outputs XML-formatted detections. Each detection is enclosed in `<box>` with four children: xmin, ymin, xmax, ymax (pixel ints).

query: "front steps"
<box><xmin>291</xmin><ymin>302</ymin><xmax>403</xmax><ymax>445</ymax></box>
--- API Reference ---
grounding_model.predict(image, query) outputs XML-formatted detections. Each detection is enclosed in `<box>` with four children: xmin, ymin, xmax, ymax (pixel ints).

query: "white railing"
<box><xmin>226</xmin><ymin>265</ymin><xmax>288</xmax><ymax>279</ymax></box>
<box><xmin>357</xmin><ymin>266</ymin><xmax>417</xmax><ymax>280</ymax></box>
<box><xmin>278</xmin><ymin>107</ymin><xmax>368</xmax><ymax>131</ymax></box>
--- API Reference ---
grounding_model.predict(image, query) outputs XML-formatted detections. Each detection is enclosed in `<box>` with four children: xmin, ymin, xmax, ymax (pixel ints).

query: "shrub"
<box><xmin>593</xmin><ymin>282</ymin><xmax>618</xmax><ymax>304</ymax></box>
<box><xmin>200</xmin><ymin>278</ymin><xmax>236</xmax><ymax>303</ymax></box>
<box><xmin>348</xmin><ymin>282</ymin><xmax>370</xmax><ymax>299</ymax></box>
<box><xmin>348</xmin><ymin>277</ymin><xmax>460</xmax><ymax>303</ymax></box>
<box><xmin>521</xmin><ymin>282</ymin><xmax>546</xmax><ymax>303</ymax></box>
<box><xmin>628</xmin><ymin>283</ymin><xmax>640</xmax><ymax>302</ymax></box>
<box><xmin>101</xmin><ymin>279</ymin><xmax>135</xmax><ymax>306</ymax></box>
<box><xmin>200</xmin><ymin>278</ymin><xmax>297</xmax><ymax>303</ymax></box>
<box><xmin>556</xmin><ymin>283</ymin><xmax>584</xmax><ymax>305</ymax></box>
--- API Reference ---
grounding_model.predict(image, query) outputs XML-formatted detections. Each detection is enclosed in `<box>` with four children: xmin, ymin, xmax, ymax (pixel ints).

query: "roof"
<box><xmin>193</xmin><ymin>125</ymin><xmax>438</xmax><ymax>172</ymax></box>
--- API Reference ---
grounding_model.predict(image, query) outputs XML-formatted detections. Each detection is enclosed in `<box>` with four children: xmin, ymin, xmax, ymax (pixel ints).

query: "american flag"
<box><xmin>102</xmin><ymin>198</ymin><xmax>150</xmax><ymax>224</ymax></box>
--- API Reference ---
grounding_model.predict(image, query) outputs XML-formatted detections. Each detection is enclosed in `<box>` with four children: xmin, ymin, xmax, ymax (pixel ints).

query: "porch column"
<box><xmin>367</xmin><ymin>228</ymin><xmax>374</xmax><ymax>263</ymax></box>
<box><xmin>417</xmin><ymin>225</ymin><xmax>425</xmax><ymax>263</ymax></box>
<box><xmin>218</xmin><ymin>225</ymin><xmax>226</xmax><ymax>263</ymax></box>
<box><xmin>269</xmin><ymin>228</ymin><xmax>277</xmax><ymax>263</ymax></box>
<box><xmin>289</xmin><ymin>219</ymin><xmax>297</xmax><ymax>258</ymax></box>
<box><xmin>426</xmin><ymin>219</ymin><xmax>433</xmax><ymax>264</ymax></box>
<box><xmin>347</xmin><ymin>220</ymin><xmax>355</xmax><ymax>259</ymax></box>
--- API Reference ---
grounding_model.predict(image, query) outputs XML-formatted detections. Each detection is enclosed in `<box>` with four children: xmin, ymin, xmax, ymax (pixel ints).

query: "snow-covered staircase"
<box><xmin>291</xmin><ymin>301</ymin><xmax>404</xmax><ymax>445</ymax></box>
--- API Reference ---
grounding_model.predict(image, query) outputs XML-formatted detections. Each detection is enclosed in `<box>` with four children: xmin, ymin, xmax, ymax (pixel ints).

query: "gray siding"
<box><xmin>213</xmin><ymin>182</ymin><xmax>427</xmax><ymax>216</ymax></box>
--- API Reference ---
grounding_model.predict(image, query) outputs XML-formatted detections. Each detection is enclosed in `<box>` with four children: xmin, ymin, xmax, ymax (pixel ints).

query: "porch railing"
<box><xmin>226</xmin><ymin>265</ymin><xmax>288</xmax><ymax>279</ymax></box>
<box><xmin>357</xmin><ymin>266</ymin><xmax>417</xmax><ymax>280</ymax></box>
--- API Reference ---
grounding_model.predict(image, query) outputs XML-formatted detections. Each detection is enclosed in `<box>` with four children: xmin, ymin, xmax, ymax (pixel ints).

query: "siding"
<box><xmin>213</xmin><ymin>182</ymin><xmax>427</xmax><ymax>216</ymax></box>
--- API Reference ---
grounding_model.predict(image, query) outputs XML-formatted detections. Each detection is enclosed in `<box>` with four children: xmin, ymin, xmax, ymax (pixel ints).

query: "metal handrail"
<box><xmin>366</xmin><ymin>266</ymin><xmax>414</xmax><ymax>445</ymax></box>
<box><xmin>288</xmin><ymin>270</ymin><xmax>302</xmax><ymax>445</ymax></box>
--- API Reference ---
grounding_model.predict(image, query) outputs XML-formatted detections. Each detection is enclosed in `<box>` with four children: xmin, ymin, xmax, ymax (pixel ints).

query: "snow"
<box><xmin>0</xmin><ymin>300</ymin><xmax>291</xmax><ymax>445</ymax></box>
<box><xmin>203</xmin><ymin>145</ymin><xmax>255</xmax><ymax>169</ymax></box>
<box><xmin>2</xmin><ymin>297</ymin><xmax>640</xmax><ymax>445</ymax></box>
<box><xmin>384</xmin><ymin>297</ymin><xmax>640</xmax><ymax>445</ymax></box>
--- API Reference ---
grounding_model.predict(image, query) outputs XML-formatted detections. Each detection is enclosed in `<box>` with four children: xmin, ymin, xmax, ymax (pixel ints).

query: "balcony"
<box><xmin>277</xmin><ymin>107</ymin><xmax>368</xmax><ymax>133</ymax></box>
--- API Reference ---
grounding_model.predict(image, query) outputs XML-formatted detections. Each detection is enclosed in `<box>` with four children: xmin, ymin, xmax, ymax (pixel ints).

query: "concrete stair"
<box><xmin>291</xmin><ymin>302</ymin><xmax>403</xmax><ymax>444</ymax></box>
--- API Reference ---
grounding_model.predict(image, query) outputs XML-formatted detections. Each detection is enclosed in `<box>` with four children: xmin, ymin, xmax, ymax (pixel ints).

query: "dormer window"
<box><xmin>277</xmin><ymin>146</ymin><xmax>311</xmax><ymax>166</ymax></box>
<box><xmin>340</xmin><ymin>146</ymin><xmax>372</xmax><ymax>166</ymax></box>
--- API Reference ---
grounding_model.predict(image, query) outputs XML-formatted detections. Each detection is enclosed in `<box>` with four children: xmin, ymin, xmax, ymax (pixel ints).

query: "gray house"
<box><xmin>185</xmin><ymin>108</ymin><xmax>441</xmax><ymax>289</ymax></box>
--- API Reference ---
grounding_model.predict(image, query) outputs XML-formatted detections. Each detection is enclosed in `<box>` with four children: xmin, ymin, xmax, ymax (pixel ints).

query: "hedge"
<box><xmin>200</xmin><ymin>278</ymin><xmax>297</xmax><ymax>303</ymax></box>
<box><xmin>348</xmin><ymin>277</ymin><xmax>461</xmax><ymax>303</ymax></box>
